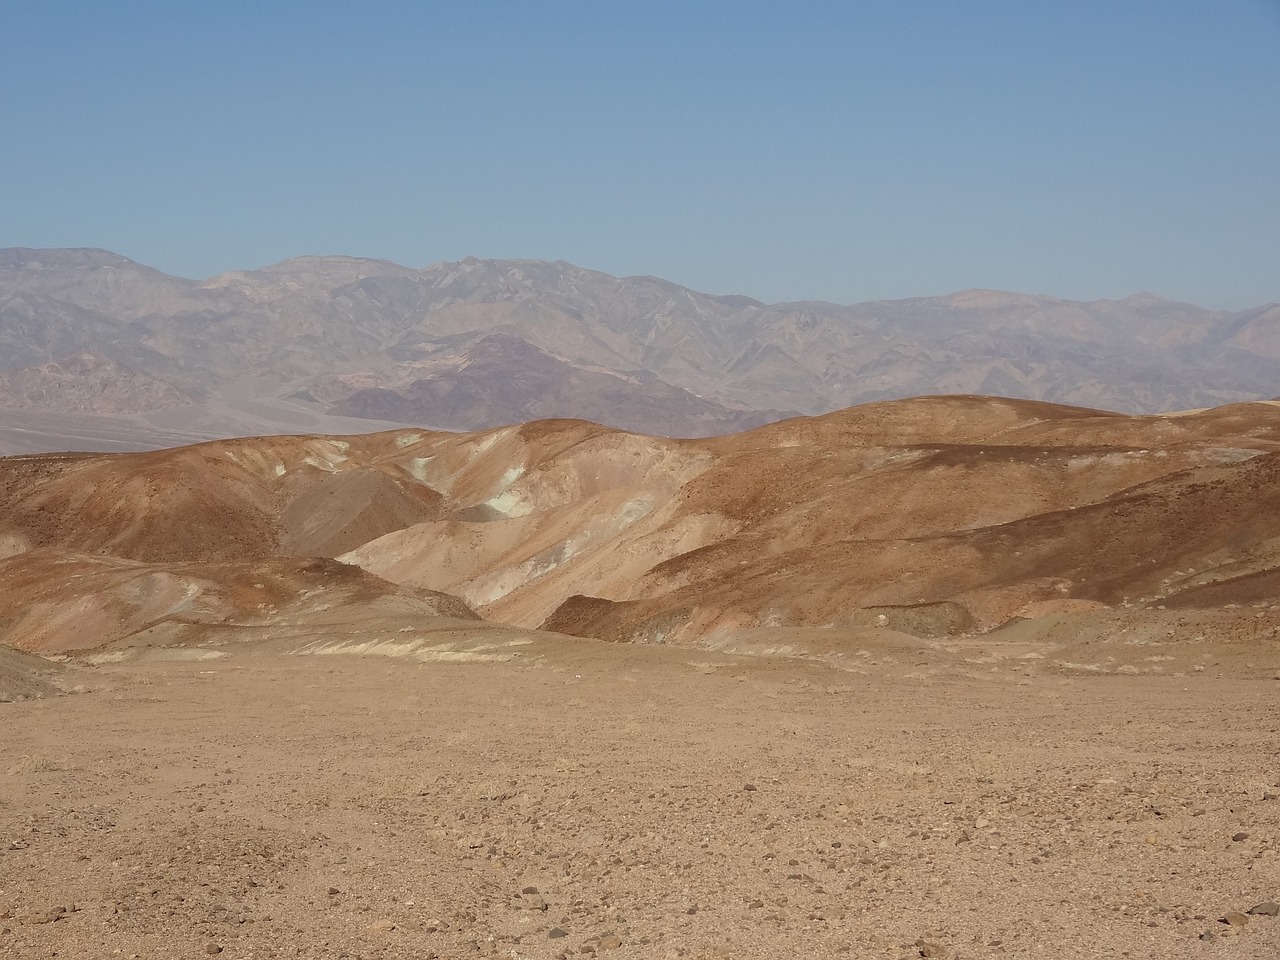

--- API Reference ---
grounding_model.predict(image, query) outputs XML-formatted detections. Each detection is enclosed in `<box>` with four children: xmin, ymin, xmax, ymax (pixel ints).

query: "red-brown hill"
<box><xmin>2</xmin><ymin>396</ymin><xmax>1278</xmax><ymax>663</ymax></box>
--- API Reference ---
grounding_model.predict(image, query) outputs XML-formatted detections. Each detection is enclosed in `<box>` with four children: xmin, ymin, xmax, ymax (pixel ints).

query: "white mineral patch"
<box><xmin>303</xmin><ymin>455</ymin><xmax>339</xmax><ymax>472</ymax></box>
<box><xmin>467</xmin><ymin>431</ymin><xmax>506</xmax><ymax>459</ymax></box>
<box><xmin>483</xmin><ymin>466</ymin><xmax>531</xmax><ymax>517</ymax></box>
<box><xmin>1207</xmin><ymin>447</ymin><xmax>1263</xmax><ymax>463</ymax></box>
<box><xmin>146</xmin><ymin>649</ymin><xmax>228</xmax><ymax>662</ymax></box>
<box><xmin>495</xmin><ymin>465</ymin><xmax>524</xmax><ymax>488</ymax></box>
<box><xmin>408</xmin><ymin>456</ymin><xmax>434</xmax><ymax>481</ymax></box>
<box><xmin>484</xmin><ymin>489</ymin><xmax>533</xmax><ymax>519</ymax></box>
<box><xmin>83</xmin><ymin>651</ymin><xmax>131</xmax><ymax>664</ymax></box>
<box><xmin>301</xmin><ymin>440</ymin><xmax>351</xmax><ymax>472</ymax></box>
<box><xmin>406</xmin><ymin>456</ymin><xmax>448</xmax><ymax>493</ymax></box>
<box><xmin>291</xmin><ymin>636</ymin><xmax>532</xmax><ymax>663</ymax></box>
<box><xmin>467</xmin><ymin>497</ymin><xmax>654</xmax><ymax>605</ymax></box>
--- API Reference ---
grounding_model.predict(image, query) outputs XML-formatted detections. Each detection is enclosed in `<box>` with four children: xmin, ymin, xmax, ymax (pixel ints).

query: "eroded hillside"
<box><xmin>2</xmin><ymin>395</ymin><xmax>1279</xmax><ymax>670</ymax></box>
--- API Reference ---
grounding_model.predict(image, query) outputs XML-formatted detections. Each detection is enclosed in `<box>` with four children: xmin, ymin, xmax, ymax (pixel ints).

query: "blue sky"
<box><xmin>4</xmin><ymin>1</ymin><xmax>1278</xmax><ymax>308</ymax></box>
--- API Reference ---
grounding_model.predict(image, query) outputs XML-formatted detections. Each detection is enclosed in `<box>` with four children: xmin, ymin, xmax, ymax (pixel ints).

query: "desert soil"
<box><xmin>2</xmin><ymin>640</ymin><xmax>1278</xmax><ymax>960</ymax></box>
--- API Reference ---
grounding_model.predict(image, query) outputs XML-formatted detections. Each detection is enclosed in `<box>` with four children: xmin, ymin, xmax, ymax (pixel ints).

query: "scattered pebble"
<box><xmin>581</xmin><ymin>931</ymin><xmax>623</xmax><ymax>952</ymax></box>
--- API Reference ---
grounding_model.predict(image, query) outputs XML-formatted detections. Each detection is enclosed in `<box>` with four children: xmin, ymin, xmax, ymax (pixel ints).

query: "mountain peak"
<box><xmin>941</xmin><ymin>289</ymin><xmax>1052</xmax><ymax>309</ymax></box>
<box><xmin>0</xmin><ymin>247</ymin><xmax>145</xmax><ymax>272</ymax></box>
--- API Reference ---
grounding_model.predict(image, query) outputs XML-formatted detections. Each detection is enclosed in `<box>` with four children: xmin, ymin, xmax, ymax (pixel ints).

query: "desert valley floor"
<box><xmin>2</xmin><ymin>640</ymin><xmax>1279</xmax><ymax>960</ymax></box>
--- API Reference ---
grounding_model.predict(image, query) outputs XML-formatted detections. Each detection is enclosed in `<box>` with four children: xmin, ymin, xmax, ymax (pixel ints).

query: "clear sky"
<box><xmin>4</xmin><ymin>1</ymin><xmax>1278</xmax><ymax>308</ymax></box>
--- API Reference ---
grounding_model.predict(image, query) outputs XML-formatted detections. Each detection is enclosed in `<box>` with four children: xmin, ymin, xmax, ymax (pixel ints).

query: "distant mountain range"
<box><xmin>1</xmin><ymin>247</ymin><xmax>1278</xmax><ymax>449</ymax></box>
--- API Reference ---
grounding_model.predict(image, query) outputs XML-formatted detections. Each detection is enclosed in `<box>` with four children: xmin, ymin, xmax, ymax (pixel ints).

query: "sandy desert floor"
<box><xmin>2</xmin><ymin>640</ymin><xmax>1278</xmax><ymax>960</ymax></box>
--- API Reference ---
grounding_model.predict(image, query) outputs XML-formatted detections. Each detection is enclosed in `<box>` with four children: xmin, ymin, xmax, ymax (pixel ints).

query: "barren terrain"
<box><xmin>3</xmin><ymin>640</ymin><xmax>1279</xmax><ymax>959</ymax></box>
<box><xmin>3</xmin><ymin>395</ymin><xmax>1280</xmax><ymax>661</ymax></box>
<box><xmin>2</xmin><ymin>395</ymin><xmax>1279</xmax><ymax>957</ymax></box>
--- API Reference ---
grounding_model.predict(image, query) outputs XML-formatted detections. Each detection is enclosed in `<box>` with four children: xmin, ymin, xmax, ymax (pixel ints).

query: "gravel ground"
<box><xmin>1</xmin><ymin>642</ymin><xmax>1278</xmax><ymax>960</ymax></box>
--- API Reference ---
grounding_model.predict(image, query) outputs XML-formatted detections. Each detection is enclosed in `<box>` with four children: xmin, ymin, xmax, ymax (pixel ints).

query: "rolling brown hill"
<box><xmin>4</xmin><ymin>247</ymin><xmax>1280</xmax><ymax>453</ymax></box>
<box><xmin>2</xmin><ymin>395</ymin><xmax>1278</xmax><ymax>672</ymax></box>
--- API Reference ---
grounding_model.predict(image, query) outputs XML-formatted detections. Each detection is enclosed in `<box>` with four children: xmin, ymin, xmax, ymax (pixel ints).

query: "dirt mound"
<box><xmin>0</xmin><ymin>551</ymin><xmax>474</xmax><ymax>655</ymax></box>
<box><xmin>0</xmin><ymin>646</ymin><xmax>81</xmax><ymax>702</ymax></box>
<box><xmin>0</xmin><ymin>431</ymin><xmax>445</xmax><ymax>562</ymax></box>
<box><xmin>277</xmin><ymin>465</ymin><xmax>442</xmax><ymax>557</ymax></box>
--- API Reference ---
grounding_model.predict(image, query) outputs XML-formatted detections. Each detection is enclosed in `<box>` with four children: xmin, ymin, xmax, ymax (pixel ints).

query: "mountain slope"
<box><xmin>3</xmin><ymin>248</ymin><xmax>1279</xmax><ymax>450</ymax></box>
<box><xmin>330</xmin><ymin>333</ymin><xmax>782</xmax><ymax>435</ymax></box>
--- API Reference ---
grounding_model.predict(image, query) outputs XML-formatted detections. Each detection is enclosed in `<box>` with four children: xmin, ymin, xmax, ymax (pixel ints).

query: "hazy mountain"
<box><xmin>329</xmin><ymin>333</ymin><xmax>779</xmax><ymax>435</ymax></box>
<box><xmin>2</xmin><ymin>247</ymin><xmax>1278</xmax><ymax>448</ymax></box>
<box><xmin>0</xmin><ymin>352</ymin><xmax>188</xmax><ymax>414</ymax></box>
